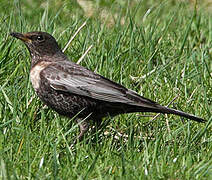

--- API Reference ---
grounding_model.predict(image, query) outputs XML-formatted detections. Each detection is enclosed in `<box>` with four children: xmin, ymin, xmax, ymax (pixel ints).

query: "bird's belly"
<box><xmin>35</xmin><ymin>82</ymin><xmax>99</xmax><ymax>118</ymax></box>
<box><xmin>35</xmin><ymin>82</ymin><xmax>141</xmax><ymax>120</ymax></box>
<box><xmin>32</xmin><ymin>76</ymin><xmax>138</xmax><ymax>120</ymax></box>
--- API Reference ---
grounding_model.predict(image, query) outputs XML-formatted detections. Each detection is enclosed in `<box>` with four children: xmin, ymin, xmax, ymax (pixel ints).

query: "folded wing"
<box><xmin>40</xmin><ymin>61</ymin><xmax>205</xmax><ymax>123</ymax></box>
<box><xmin>41</xmin><ymin>62</ymin><xmax>159</xmax><ymax>109</ymax></box>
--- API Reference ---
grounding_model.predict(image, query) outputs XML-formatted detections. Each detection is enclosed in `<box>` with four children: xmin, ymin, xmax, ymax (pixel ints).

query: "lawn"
<box><xmin>0</xmin><ymin>0</ymin><xmax>211</xmax><ymax>179</ymax></box>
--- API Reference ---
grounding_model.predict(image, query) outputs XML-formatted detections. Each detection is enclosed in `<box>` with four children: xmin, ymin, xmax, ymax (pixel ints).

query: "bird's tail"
<box><xmin>152</xmin><ymin>105</ymin><xmax>205</xmax><ymax>123</ymax></box>
<box><xmin>125</xmin><ymin>90</ymin><xmax>205</xmax><ymax>123</ymax></box>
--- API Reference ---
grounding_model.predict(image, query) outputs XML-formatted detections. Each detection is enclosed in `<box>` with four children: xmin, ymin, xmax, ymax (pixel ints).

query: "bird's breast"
<box><xmin>30</xmin><ymin>61</ymin><xmax>51</xmax><ymax>90</ymax></box>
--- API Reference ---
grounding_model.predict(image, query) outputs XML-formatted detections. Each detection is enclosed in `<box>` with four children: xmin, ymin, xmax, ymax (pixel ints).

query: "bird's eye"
<box><xmin>37</xmin><ymin>35</ymin><xmax>44</xmax><ymax>41</ymax></box>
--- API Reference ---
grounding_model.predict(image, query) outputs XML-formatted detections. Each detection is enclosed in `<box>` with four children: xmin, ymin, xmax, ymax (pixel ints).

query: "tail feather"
<box><xmin>155</xmin><ymin>105</ymin><xmax>205</xmax><ymax>123</ymax></box>
<box><xmin>125</xmin><ymin>90</ymin><xmax>205</xmax><ymax>123</ymax></box>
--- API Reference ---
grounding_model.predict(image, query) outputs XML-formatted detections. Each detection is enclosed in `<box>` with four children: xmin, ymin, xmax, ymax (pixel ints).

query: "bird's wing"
<box><xmin>41</xmin><ymin>61</ymin><xmax>158</xmax><ymax>108</ymax></box>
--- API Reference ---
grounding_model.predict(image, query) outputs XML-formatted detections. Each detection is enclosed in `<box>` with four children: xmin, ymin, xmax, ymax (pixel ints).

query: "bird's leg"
<box><xmin>76</xmin><ymin>118</ymin><xmax>90</xmax><ymax>141</ymax></box>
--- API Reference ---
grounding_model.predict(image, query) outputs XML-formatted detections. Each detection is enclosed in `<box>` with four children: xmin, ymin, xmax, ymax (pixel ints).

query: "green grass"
<box><xmin>0</xmin><ymin>0</ymin><xmax>212</xmax><ymax>179</ymax></box>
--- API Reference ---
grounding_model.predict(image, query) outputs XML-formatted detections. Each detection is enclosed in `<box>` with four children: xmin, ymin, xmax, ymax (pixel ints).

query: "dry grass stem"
<box><xmin>143</xmin><ymin>94</ymin><xmax>180</xmax><ymax>126</ymax></box>
<box><xmin>62</xmin><ymin>21</ymin><xmax>87</xmax><ymax>52</ymax></box>
<box><xmin>77</xmin><ymin>45</ymin><xmax>93</xmax><ymax>64</ymax></box>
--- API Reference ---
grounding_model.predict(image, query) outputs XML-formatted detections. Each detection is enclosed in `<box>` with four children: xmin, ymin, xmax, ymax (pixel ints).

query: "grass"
<box><xmin>0</xmin><ymin>0</ymin><xmax>212</xmax><ymax>179</ymax></box>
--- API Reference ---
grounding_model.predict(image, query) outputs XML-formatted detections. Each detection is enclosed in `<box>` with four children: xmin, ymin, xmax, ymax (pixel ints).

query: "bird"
<box><xmin>10</xmin><ymin>31</ymin><xmax>205</xmax><ymax>141</ymax></box>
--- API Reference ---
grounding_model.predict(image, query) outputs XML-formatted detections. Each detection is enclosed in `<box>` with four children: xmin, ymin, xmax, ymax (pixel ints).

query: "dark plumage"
<box><xmin>10</xmin><ymin>31</ymin><xmax>205</xmax><ymax>140</ymax></box>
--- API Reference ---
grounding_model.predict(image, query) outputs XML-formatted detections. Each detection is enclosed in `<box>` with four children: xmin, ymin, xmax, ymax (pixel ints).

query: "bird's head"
<box><xmin>10</xmin><ymin>31</ymin><xmax>61</xmax><ymax>58</ymax></box>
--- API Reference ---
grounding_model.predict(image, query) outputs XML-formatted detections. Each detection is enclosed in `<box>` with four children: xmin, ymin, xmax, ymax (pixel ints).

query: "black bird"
<box><xmin>10</xmin><ymin>31</ymin><xmax>205</xmax><ymax>140</ymax></box>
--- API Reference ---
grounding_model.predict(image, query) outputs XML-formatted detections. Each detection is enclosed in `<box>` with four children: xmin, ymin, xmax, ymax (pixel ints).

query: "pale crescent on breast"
<box><xmin>30</xmin><ymin>61</ymin><xmax>52</xmax><ymax>90</ymax></box>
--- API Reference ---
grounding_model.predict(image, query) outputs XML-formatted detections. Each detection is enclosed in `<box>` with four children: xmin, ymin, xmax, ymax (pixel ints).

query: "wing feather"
<box><xmin>41</xmin><ymin>62</ymin><xmax>158</xmax><ymax>108</ymax></box>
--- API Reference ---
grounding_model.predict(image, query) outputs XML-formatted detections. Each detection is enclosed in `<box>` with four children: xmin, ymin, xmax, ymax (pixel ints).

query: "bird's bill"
<box><xmin>10</xmin><ymin>32</ymin><xmax>32</xmax><ymax>43</ymax></box>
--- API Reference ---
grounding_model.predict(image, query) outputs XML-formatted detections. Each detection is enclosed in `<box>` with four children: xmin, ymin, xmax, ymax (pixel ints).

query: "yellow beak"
<box><xmin>10</xmin><ymin>32</ymin><xmax>32</xmax><ymax>43</ymax></box>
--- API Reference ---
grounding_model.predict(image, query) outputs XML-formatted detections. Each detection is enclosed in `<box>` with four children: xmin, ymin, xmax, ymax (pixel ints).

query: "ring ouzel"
<box><xmin>10</xmin><ymin>31</ymin><xmax>205</xmax><ymax>141</ymax></box>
